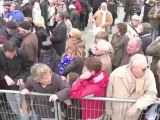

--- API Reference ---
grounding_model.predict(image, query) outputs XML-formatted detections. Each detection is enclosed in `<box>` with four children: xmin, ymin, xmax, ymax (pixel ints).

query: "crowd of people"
<box><xmin>0</xmin><ymin>0</ymin><xmax>159</xmax><ymax>119</ymax></box>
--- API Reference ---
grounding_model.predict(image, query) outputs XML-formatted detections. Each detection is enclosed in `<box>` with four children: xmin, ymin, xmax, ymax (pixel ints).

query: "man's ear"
<box><xmin>91</xmin><ymin>70</ymin><xmax>95</xmax><ymax>75</ymax></box>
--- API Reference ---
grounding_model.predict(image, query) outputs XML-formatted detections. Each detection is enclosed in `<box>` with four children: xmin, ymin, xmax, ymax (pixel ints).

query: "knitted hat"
<box><xmin>5</xmin><ymin>21</ymin><xmax>17</xmax><ymax>29</ymax></box>
<box><xmin>19</xmin><ymin>21</ymin><xmax>32</xmax><ymax>30</ymax></box>
<box><xmin>96</xmin><ymin>40</ymin><xmax>110</xmax><ymax>52</ymax></box>
<box><xmin>3</xmin><ymin>1</ymin><xmax>11</xmax><ymax>6</ymax></box>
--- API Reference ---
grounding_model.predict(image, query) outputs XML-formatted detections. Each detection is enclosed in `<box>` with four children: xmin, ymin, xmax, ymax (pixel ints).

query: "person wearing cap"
<box><xmin>69</xmin><ymin>4</ymin><xmax>80</xmax><ymax>29</ymax></box>
<box><xmin>120</xmin><ymin>37</ymin><xmax>143</xmax><ymax>66</ymax></box>
<box><xmin>126</xmin><ymin>15</ymin><xmax>141</xmax><ymax>38</ymax></box>
<box><xmin>39</xmin><ymin>39</ymin><xmax>60</xmax><ymax>74</ymax></box>
<box><xmin>19</xmin><ymin>21</ymin><xmax>38</xmax><ymax>63</ymax></box>
<box><xmin>0</xmin><ymin>20</ymin><xmax>22</xmax><ymax>47</ymax></box>
<box><xmin>106</xmin><ymin>54</ymin><xmax>157</xmax><ymax>120</ymax></box>
<box><xmin>148</xmin><ymin>1</ymin><xmax>160</xmax><ymax>41</ymax></box>
<box><xmin>92</xmin><ymin>40</ymin><xmax>112</xmax><ymax>74</ymax></box>
<box><xmin>8</xmin><ymin>2</ymin><xmax>24</xmax><ymax>22</ymax></box>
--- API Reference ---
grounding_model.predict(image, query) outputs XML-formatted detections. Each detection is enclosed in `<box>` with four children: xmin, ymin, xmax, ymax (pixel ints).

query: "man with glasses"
<box><xmin>106</xmin><ymin>54</ymin><xmax>157</xmax><ymax>120</ymax></box>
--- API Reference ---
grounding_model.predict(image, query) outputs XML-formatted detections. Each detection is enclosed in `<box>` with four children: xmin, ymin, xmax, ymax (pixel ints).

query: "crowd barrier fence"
<box><xmin>0</xmin><ymin>90</ymin><xmax>160</xmax><ymax>120</ymax></box>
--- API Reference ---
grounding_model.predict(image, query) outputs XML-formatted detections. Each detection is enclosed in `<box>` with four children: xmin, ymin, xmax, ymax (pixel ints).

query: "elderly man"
<box><xmin>106</xmin><ymin>54</ymin><xmax>157</xmax><ymax>120</ymax></box>
<box><xmin>92</xmin><ymin>2</ymin><xmax>113</xmax><ymax>35</ymax></box>
<box><xmin>126</xmin><ymin>15</ymin><xmax>141</xmax><ymax>38</ymax></box>
<box><xmin>120</xmin><ymin>37</ymin><xmax>143</xmax><ymax>66</ymax></box>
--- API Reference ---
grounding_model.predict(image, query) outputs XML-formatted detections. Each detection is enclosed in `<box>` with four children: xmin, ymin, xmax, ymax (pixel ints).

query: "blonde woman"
<box><xmin>34</xmin><ymin>16</ymin><xmax>48</xmax><ymax>57</ymax></box>
<box><xmin>21</xmin><ymin>63</ymin><xmax>70</xmax><ymax>119</ymax></box>
<box><xmin>58</xmin><ymin>44</ymin><xmax>85</xmax><ymax>77</ymax></box>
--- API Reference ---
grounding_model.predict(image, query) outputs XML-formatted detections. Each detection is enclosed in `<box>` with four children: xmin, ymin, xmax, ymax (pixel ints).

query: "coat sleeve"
<box><xmin>133</xmin><ymin>71</ymin><xmax>157</xmax><ymax>110</ymax></box>
<box><xmin>69</xmin><ymin>78</ymin><xmax>98</xmax><ymax>98</ymax></box>
<box><xmin>55</xmin><ymin>76</ymin><xmax>70</xmax><ymax>102</ymax></box>
<box><xmin>105</xmin><ymin>74</ymin><xmax>114</xmax><ymax>115</ymax></box>
<box><xmin>145</xmin><ymin>40</ymin><xmax>160</xmax><ymax>56</ymax></box>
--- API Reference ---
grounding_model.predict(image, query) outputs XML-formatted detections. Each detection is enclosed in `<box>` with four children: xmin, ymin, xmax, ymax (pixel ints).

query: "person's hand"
<box><xmin>61</xmin><ymin>76</ymin><xmax>66</xmax><ymax>81</ymax></box>
<box><xmin>64</xmin><ymin>99</ymin><xmax>71</xmax><ymax>105</ymax></box>
<box><xmin>4</xmin><ymin>75</ymin><xmax>15</xmax><ymax>86</ymax></box>
<box><xmin>49</xmin><ymin>94</ymin><xmax>58</xmax><ymax>102</ymax></box>
<box><xmin>21</xmin><ymin>89</ymin><xmax>30</xmax><ymax>95</ymax></box>
<box><xmin>127</xmin><ymin>106</ymin><xmax>138</xmax><ymax>117</ymax></box>
<box><xmin>80</xmin><ymin>71</ymin><xmax>92</xmax><ymax>79</ymax></box>
<box><xmin>153</xmin><ymin>13</ymin><xmax>158</xmax><ymax>18</ymax></box>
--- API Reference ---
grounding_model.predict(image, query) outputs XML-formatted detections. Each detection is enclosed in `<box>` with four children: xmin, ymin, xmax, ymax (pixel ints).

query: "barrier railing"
<box><xmin>0</xmin><ymin>90</ymin><xmax>160</xmax><ymax>120</ymax></box>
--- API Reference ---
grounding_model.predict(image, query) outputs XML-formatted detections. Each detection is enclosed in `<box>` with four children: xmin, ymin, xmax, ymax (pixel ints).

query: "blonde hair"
<box><xmin>34</xmin><ymin>16</ymin><xmax>45</xmax><ymax>28</ymax></box>
<box><xmin>31</xmin><ymin>63</ymin><xmax>51</xmax><ymax>82</ymax></box>
<box><xmin>70</xmin><ymin>28</ymin><xmax>82</xmax><ymax>40</ymax></box>
<box><xmin>65</xmin><ymin>44</ymin><xmax>85</xmax><ymax>58</ymax></box>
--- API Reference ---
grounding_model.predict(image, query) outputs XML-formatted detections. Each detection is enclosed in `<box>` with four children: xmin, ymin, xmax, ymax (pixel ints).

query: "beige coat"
<box><xmin>93</xmin><ymin>10</ymin><xmax>113</xmax><ymax>30</ymax></box>
<box><xmin>106</xmin><ymin>65</ymin><xmax>157</xmax><ymax>120</ymax></box>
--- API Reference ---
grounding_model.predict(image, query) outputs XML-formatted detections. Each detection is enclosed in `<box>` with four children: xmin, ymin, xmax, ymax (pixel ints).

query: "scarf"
<box><xmin>126</xmin><ymin>67</ymin><xmax>146</xmax><ymax>95</ymax></box>
<box><xmin>100</xmin><ymin>10</ymin><xmax>108</xmax><ymax>25</ymax></box>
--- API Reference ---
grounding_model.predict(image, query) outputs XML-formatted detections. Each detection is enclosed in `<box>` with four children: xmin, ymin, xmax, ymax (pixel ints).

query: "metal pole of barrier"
<box><xmin>54</xmin><ymin>101</ymin><xmax>58</xmax><ymax>120</ymax></box>
<box><xmin>57</xmin><ymin>102</ymin><xmax>62</xmax><ymax>120</ymax></box>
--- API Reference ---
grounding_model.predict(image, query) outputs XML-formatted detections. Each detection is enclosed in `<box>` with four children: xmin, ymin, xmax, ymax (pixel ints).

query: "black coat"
<box><xmin>35</xmin><ymin>27</ymin><xmax>48</xmax><ymax>57</ymax></box>
<box><xmin>64</xmin><ymin>58</ymin><xmax>84</xmax><ymax>77</ymax></box>
<box><xmin>0</xmin><ymin>48</ymin><xmax>31</xmax><ymax>90</ymax></box>
<box><xmin>79</xmin><ymin>0</ymin><xmax>90</xmax><ymax>14</ymax></box>
<box><xmin>50</xmin><ymin>21</ymin><xmax>67</xmax><ymax>57</ymax></box>
<box><xmin>139</xmin><ymin>32</ymin><xmax>152</xmax><ymax>55</ymax></box>
<box><xmin>21</xmin><ymin>3</ymin><xmax>33</xmax><ymax>18</ymax></box>
<box><xmin>69</xmin><ymin>9</ymin><xmax>80</xmax><ymax>29</ymax></box>
<box><xmin>39</xmin><ymin>49</ymin><xmax>60</xmax><ymax>74</ymax></box>
<box><xmin>143</xmin><ymin>3</ymin><xmax>152</xmax><ymax>23</ymax></box>
<box><xmin>0</xmin><ymin>27</ymin><xmax>22</xmax><ymax>47</ymax></box>
<box><xmin>40</xmin><ymin>0</ymin><xmax>48</xmax><ymax>26</ymax></box>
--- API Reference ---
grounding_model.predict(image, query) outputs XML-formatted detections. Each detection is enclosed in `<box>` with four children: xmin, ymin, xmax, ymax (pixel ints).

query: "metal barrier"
<box><xmin>0</xmin><ymin>90</ymin><xmax>160</xmax><ymax>120</ymax></box>
<box><xmin>0</xmin><ymin>90</ymin><xmax>58</xmax><ymax>120</ymax></box>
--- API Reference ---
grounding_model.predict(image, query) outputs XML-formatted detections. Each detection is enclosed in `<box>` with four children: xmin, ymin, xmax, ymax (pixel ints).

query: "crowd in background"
<box><xmin>0</xmin><ymin>0</ymin><xmax>159</xmax><ymax>120</ymax></box>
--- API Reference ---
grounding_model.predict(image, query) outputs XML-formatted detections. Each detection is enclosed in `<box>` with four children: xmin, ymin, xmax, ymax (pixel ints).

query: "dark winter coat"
<box><xmin>0</xmin><ymin>48</ymin><xmax>31</xmax><ymax>90</ymax></box>
<box><xmin>79</xmin><ymin>0</ymin><xmax>90</xmax><ymax>14</ymax></box>
<box><xmin>69</xmin><ymin>9</ymin><xmax>80</xmax><ymax>29</ymax></box>
<box><xmin>64</xmin><ymin>58</ymin><xmax>84</xmax><ymax>77</ymax></box>
<box><xmin>40</xmin><ymin>0</ymin><xmax>48</xmax><ymax>26</ymax></box>
<box><xmin>0</xmin><ymin>26</ymin><xmax>22</xmax><ymax>47</ymax></box>
<box><xmin>142</xmin><ymin>3</ymin><xmax>153</xmax><ymax>23</ymax></box>
<box><xmin>39</xmin><ymin>49</ymin><xmax>60</xmax><ymax>74</ymax></box>
<box><xmin>35</xmin><ymin>27</ymin><xmax>47</xmax><ymax>57</ymax></box>
<box><xmin>21</xmin><ymin>3</ymin><xmax>33</xmax><ymax>18</ymax></box>
<box><xmin>139</xmin><ymin>32</ymin><xmax>152</xmax><ymax>55</ymax></box>
<box><xmin>50</xmin><ymin>21</ymin><xmax>67</xmax><ymax>57</ymax></box>
<box><xmin>24</xmin><ymin>73</ymin><xmax>70</xmax><ymax>118</ymax></box>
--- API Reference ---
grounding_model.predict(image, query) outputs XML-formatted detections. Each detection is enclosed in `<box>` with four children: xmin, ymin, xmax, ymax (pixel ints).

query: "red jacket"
<box><xmin>74</xmin><ymin>0</ymin><xmax>82</xmax><ymax>15</ymax></box>
<box><xmin>70</xmin><ymin>70</ymin><xmax>108</xmax><ymax>120</ymax></box>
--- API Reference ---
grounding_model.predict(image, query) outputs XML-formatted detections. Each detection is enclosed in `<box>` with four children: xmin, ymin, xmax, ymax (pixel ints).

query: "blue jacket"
<box><xmin>9</xmin><ymin>10</ymin><xmax>24</xmax><ymax>22</ymax></box>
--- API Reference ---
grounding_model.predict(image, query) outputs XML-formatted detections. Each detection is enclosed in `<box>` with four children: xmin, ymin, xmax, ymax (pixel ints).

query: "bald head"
<box><xmin>127</xmin><ymin>37</ymin><xmax>142</xmax><ymax>55</ymax></box>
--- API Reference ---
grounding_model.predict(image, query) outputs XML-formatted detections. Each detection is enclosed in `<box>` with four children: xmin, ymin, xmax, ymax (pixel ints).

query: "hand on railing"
<box><xmin>21</xmin><ymin>88</ymin><xmax>30</xmax><ymax>95</ymax></box>
<box><xmin>49</xmin><ymin>94</ymin><xmax>58</xmax><ymax>102</ymax></box>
